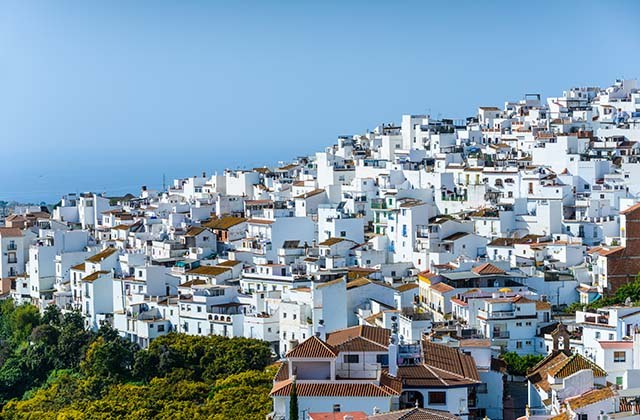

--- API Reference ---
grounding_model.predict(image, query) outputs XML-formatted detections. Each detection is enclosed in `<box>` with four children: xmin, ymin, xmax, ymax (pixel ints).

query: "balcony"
<box><xmin>371</xmin><ymin>199</ymin><xmax>388</xmax><ymax>210</ymax></box>
<box><xmin>479</xmin><ymin>309</ymin><xmax>515</xmax><ymax>319</ymax></box>
<box><xmin>492</xmin><ymin>331</ymin><xmax>510</xmax><ymax>339</ymax></box>
<box><xmin>7</xmin><ymin>243</ymin><xmax>17</xmax><ymax>251</ymax></box>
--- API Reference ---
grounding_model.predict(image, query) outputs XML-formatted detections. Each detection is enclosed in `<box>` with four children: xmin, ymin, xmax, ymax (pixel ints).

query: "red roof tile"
<box><xmin>286</xmin><ymin>336</ymin><xmax>338</xmax><ymax>359</ymax></box>
<box><xmin>472</xmin><ymin>263</ymin><xmax>505</xmax><ymax>275</ymax></box>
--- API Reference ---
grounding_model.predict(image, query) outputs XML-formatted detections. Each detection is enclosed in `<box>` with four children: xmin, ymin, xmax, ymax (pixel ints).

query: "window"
<box><xmin>595</xmin><ymin>332</ymin><xmax>601</xmax><ymax>339</ymax></box>
<box><xmin>477</xmin><ymin>383</ymin><xmax>488</xmax><ymax>394</ymax></box>
<box><xmin>157</xmin><ymin>325</ymin><xmax>165</xmax><ymax>332</ymax></box>
<box><xmin>376</xmin><ymin>354</ymin><xmax>389</xmax><ymax>367</ymax></box>
<box><xmin>609</xmin><ymin>333</ymin><xmax>614</xmax><ymax>340</ymax></box>
<box><xmin>293</xmin><ymin>314</ymin><xmax>297</xmax><ymax>320</ymax></box>
<box><xmin>516</xmin><ymin>322</ymin><xmax>522</xmax><ymax>327</ymax></box>
<box><xmin>614</xmin><ymin>351</ymin><xmax>626</xmax><ymax>363</ymax></box>
<box><xmin>344</xmin><ymin>354</ymin><xmax>359</xmax><ymax>364</ymax></box>
<box><xmin>516</xmin><ymin>341</ymin><xmax>522</xmax><ymax>349</ymax></box>
<box><xmin>340</xmin><ymin>231</ymin><xmax>346</xmax><ymax>237</ymax></box>
<box><xmin>428</xmin><ymin>392</ymin><xmax>446</xmax><ymax>405</ymax></box>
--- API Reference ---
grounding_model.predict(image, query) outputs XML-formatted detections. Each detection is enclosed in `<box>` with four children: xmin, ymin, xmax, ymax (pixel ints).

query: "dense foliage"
<box><xmin>500</xmin><ymin>351</ymin><xmax>544</xmax><ymax>376</ymax></box>
<box><xmin>0</xmin><ymin>300</ymin><xmax>275</xmax><ymax>419</ymax></box>
<box><xmin>565</xmin><ymin>273</ymin><xmax>640</xmax><ymax>314</ymax></box>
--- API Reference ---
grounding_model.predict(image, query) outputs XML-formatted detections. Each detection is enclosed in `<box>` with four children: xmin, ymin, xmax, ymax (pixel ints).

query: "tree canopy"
<box><xmin>0</xmin><ymin>300</ymin><xmax>275</xmax><ymax>419</ymax></box>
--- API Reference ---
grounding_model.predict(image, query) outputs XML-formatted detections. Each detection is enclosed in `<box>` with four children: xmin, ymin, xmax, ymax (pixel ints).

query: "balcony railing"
<box><xmin>492</xmin><ymin>331</ymin><xmax>510</xmax><ymax>339</ymax></box>
<box><xmin>479</xmin><ymin>309</ymin><xmax>515</xmax><ymax>319</ymax></box>
<box><xmin>7</xmin><ymin>244</ymin><xmax>17</xmax><ymax>251</ymax></box>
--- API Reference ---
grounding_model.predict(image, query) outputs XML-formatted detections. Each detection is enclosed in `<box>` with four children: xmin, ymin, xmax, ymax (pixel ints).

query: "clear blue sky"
<box><xmin>1</xmin><ymin>0</ymin><xmax>639</xmax><ymax>203</ymax></box>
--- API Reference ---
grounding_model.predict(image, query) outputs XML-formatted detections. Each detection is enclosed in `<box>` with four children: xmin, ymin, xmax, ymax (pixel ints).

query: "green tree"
<box><xmin>289</xmin><ymin>378</ymin><xmax>299</xmax><ymax>420</ymax></box>
<box><xmin>56</xmin><ymin>311</ymin><xmax>92</xmax><ymax>369</ymax></box>
<box><xmin>9</xmin><ymin>304</ymin><xmax>41</xmax><ymax>344</ymax></box>
<box><xmin>501</xmin><ymin>352</ymin><xmax>544</xmax><ymax>376</ymax></box>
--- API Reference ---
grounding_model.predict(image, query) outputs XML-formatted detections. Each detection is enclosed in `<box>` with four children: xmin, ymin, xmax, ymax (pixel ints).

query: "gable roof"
<box><xmin>270</xmin><ymin>379</ymin><xmax>399</xmax><ymax>398</ymax></box>
<box><xmin>86</xmin><ymin>247</ymin><xmax>117</xmax><ymax>263</ymax></box>
<box><xmin>422</xmin><ymin>341</ymin><xmax>480</xmax><ymax>381</ymax></box>
<box><xmin>565</xmin><ymin>387</ymin><xmax>614</xmax><ymax>410</ymax></box>
<box><xmin>184</xmin><ymin>226</ymin><xmax>208</xmax><ymax>237</ymax></box>
<box><xmin>0</xmin><ymin>227</ymin><xmax>22</xmax><ymax>237</ymax></box>
<box><xmin>294</xmin><ymin>188</ymin><xmax>325</xmax><ymax>200</ymax></box>
<box><xmin>203</xmin><ymin>216</ymin><xmax>247</xmax><ymax>230</ymax></box>
<box><xmin>82</xmin><ymin>271</ymin><xmax>110</xmax><ymax>282</ymax></box>
<box><xmin>472</xmin><ymin>263</ymin><xmax>505</xmax><ymax>275</ymax></box>
<box><xmin>527</xmin><ymin>351</ymin><xmax>607</xmax><ymax>393</ymax></box>
<box><xmin>186</xmin><ymin>266</ymin><xmax>230</xmax><ymax>277</ymax></box>
<box><xmin>319</xmin><ymin>237</ymin><xmax>351</xmax><ymax>247</ymax></box>
<box><xmin>326</xmin><ymin>325</ymin><xmax>390</xmax><ymax>352</ymax></box>
<box><xmin>369</xmin><ymin>408</ymin><xmax>458</xmax><ymax>420</ymax></box>
<box><xmin>286</xmin><ymin>335</ymin><xmax>338</xmax><ymax>359</ymax></box>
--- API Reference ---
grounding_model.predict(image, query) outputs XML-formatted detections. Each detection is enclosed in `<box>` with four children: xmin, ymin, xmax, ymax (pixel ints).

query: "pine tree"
<box><xmin>289</xmin><ymin>378</ymin><xmax>299</xmax><ymax>420</ymax></box>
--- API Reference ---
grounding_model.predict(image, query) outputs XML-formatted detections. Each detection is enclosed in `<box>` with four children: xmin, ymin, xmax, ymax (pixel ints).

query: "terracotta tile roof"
<box><xmin>316</xmin><ymin>278</ymin><xmax>345</xmax><ymax>289</ymax></box>
<box><xmin>620</xmin><ymin>202</ymin><xmax>640</xmax><ymax>215</ymax></box>
<box><xmin>270</xmin><ymin>379</ymin><xmax>400</xmax><ymax>397</ymax></box>
<box><xmin>471</xmin><ymin>263</ymin><xmax>505</xmax><ymax>275</ymax></box>
<box><xmin>294</xmin><ymin>188</ymin><xmax>325</xmax><ymax>200</ymax></box>
<box><xmin>369</xmin><ymin>408</ymin><xmax>458</xmax><ymax>420</ymax></box>
<box><xmin>441</xmin><ymin>232</ymin><xmax>469</xmax><ymax>241</ymax></box>
<box><xmin>184</xmin><ymin>226</ymin><xmax>207</xmax><ymax>236</ymax></box>
<box><xmin>274</xmin><ymin>362</ymin><xmax>289</xmax><ymax>382</ymax></box>
<box><xmin>216</xmin><ymin>260</ymin><xmax>242</xmax><ymax>267</ymax></box>
<box><xmin>396</xmin><ymin>283</ymin><xmax>419</xmax><ymax>292</ymax></box>
<box><xmin>286</xmin><ymin>336</ymin><xmax>338</xmax><ymax>359</ymax></box>
<box><xmin>319</xmin><ymin>237</ymin><xmax>349</xmax><ymax>246</ymax></box>
<box><xmin>598</xmin><ymin>246</ymin><xmax>625</xmax><ymax>256</ymax></box>
<box><xmin>247</xmin><ymin>218</ymin><xmax>274</xmax><ymax>225</ymax></box>
<box><xmin>186</xmin><ymin>266</ymin><xmax>230</xmax><ymax>277</ymax></box>
<box><xmin>599</xmin><ymin>340</ymin><xmax>633</xmax><ymax>349</ymax></box>
<box><xmin>0</xmin><ymin>227</ymin><xmax>22</xmax><ymax>237</ymax></box>
<box><xmin>548</xmin><ymin>354</ymin><xmax>607</xmax><ymax>379</ymax></box>
<box><xmin>459</xmin><ymin>339</ymin><xmax>491</xmax><ymax>348</ymax></box>
<box><xmin>309</xmin><ymin>412</ymin><xmax>368</xmax><ymax>420</ymax></box>
<box><xmin>566</xmin><ymin>387</ymin><xmax>614</xmax><ymax>410</ymax></box>
<box><xmin>203</xmin><ymin>216</ymin><xmax>246</xmax><ymax>230</ymax></box>
<box><xmin>422</xmin><ymin>341</ymin><xmax>480</xmax><ymax>382</ymax></box>
<box><xmin>548</xmin><ymin>412</ymin><xmax>569</xmax><ymax>420</ymax></box>
<box><xmin>86</xmin><ymin>247</ymin><xmax>117</xmax><ymax>263</ymax></box>
<box><xmin>326</xmin><ymin>325</ymin><xmax>390</xmax><ymax>352</ymax></box>
<box><xmin>488</xmin><ymin>235</ymin><xmax>542</xmax><ymax>246</ymax></box>
<box><xmin>82</xmin><ymin>271</ymin><xmax>110</xmax><ymax>282</ymax></box>
<box><xmin>396</xmin><ymin>364</ymin><xmax>479</xmax><ymax>388</ymax></box>
<box><xmin>346</xmin><ymin>277</ymin><xmax>371</xmax><ymax>290</ymax></box>
<box><xmin>430</xmin><ymin>282</ymin><xmax>454</xmax><ymax>293</ymax></box>
<box><xmin>527</xmin><ymin>351</ymin><xmax>606</xmax><ymax>392</ymax></box>
<box><xmin>536</xmin><ymin>300</ymin><xmax>552</xmax><ymax>310</ymax></box>
<box><xmin>71</xmin><ymin>263</ymin><xmax>86</xmax><ymax>271</ymax></box>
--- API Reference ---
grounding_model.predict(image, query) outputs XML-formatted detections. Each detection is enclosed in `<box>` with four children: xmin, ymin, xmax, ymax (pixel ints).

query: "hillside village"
<box><xmin>3</xmin><ymin>79</ymin><xmax>640</xmax><ymax>419</ymax></box>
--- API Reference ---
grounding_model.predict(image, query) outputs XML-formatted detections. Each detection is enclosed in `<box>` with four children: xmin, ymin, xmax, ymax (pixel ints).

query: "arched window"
<box><xmin>400</xmin><ymin>391</ymin><xmax>424</xmax><ymax>409</ymax></box>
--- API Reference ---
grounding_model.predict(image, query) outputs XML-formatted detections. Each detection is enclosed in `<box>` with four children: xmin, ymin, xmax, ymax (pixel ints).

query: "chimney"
<box><xmin>388</xmin><ymin>316</ymin><xmax>399</xmax><ymax>377</ymax></box>
<box><xmin>316</xmin><ymin>319</ymin><xmax>326</xmax><ymax>341</ymax></box>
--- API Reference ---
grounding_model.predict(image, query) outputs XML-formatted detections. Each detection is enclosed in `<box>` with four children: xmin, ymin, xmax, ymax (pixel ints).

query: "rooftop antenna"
<box><xmin>162</xmin><ymin>173</ymin><xmax>166</xmax><ymax>192</ymax></box>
